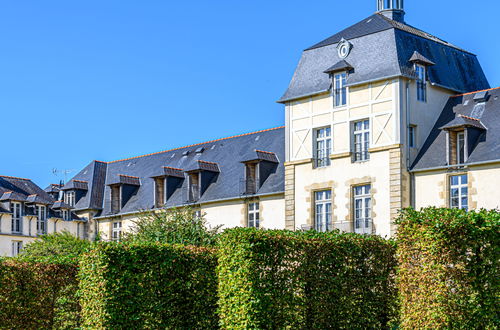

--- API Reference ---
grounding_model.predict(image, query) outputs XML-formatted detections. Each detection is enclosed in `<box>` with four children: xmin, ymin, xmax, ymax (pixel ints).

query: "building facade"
<box><xmin>1</xmin><ymin>0</ymin><xmax>500</xmax><ymax>255</ymax></box>
<box><xmin>0</xmin><ymin>176</ymin><xmax>84</xmax><ymax>256</ymax></box>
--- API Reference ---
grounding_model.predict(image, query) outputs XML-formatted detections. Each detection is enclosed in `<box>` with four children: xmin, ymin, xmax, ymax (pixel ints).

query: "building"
<box><xmin>1</xmin><ymin>0</ymin><xmax>499</xmax><ymax>253</ymax></box>
<box><xmin>279</xmin><ymin>0</ymin><xmax>491</xmax><ymax>236</ymax></box>
<box><xmin>62</xmin><ymin>128</ymin><xmax>285</xmax><ymax>241</ymax></box>
<box><xmin>0</xmin><ymin>176</ymin><xmax>84</xmax><ymax>256</ymax></box>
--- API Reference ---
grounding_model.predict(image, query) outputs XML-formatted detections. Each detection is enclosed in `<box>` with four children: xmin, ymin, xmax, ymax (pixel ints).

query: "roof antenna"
<box><xmin>52</xmin><ymin>168</ymin><xmax>75</xmax><ymax>185</ymax></box>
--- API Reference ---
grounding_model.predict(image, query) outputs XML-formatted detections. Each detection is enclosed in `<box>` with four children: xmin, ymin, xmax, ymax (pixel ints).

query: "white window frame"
<box><xmin>457</xmin><ymin>132</ymin><xmax>466</xmax><ymax>164</ymax></box>
<box><xmin>314</xmin><ymin>190</ymin><xmax>332</xmax><ymax>232</ymax></box>
<box><xmin>353</xmin><ymin>120</ymin><xmax>370</xmax><ymax>162</ymax></box>
<box><xmin>112</xmin><ymin>221</ymin><xmax>122</xmax><ymax>241</ymax></box>
<box><xmin>65</xmin><ymin>191</ymin><xmax>76</xmax><ymax>207</ymax></box>
<box><xmin>11</xmin><ymin>202</ymin><xmax>22</xmax><ymax>233</ymax></box>
<box><xmin>333</xmin><ymin>72</ymin><xmax>347</xmax><ymax>107</ymax></box>
<box><xmin>62</xmin><ymin>209</ymin><xmax>70</xmax><ymax>221</ymax></box>
<box><xmin>416</xmin><ymin>64</ymin><xmax>427</xmax><ymax>102</ymax></box>
<box><xmin>36</xmin><ymin>205</ymin><xmax>47</xmax><ymax>235</ymax></box>
<box><xmin>314</xmin><ymin>127</ymin><xmax>332</xmax><ymax>168</ymax></box>
<box><xmin>450</xmin><ymin>174</ymin><xmax>468</xmax><ymax>211</ymax></box>
<box><xmin>248</xmin><ymin>202</ymin><xmax>260</xmax><ymax>228</ymax></box>
<box><xmin>12</xmin><ymin>241</ymin><xmax>23</xmax><ymax>257</ymax></box>
<box><xmin>353</xmin><ymin>185</ymin><xmax>372</xmax><ymax>234</ymax></box>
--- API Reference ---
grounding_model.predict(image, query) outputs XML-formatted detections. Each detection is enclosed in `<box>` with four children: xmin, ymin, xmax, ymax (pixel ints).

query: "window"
<box><xmin>188</xmin><ymin>173</ymin><xmax>200</xmax><ymax>202</ymax></box>
<box><xmin>408</xmin><ymin>125</ymin><xmax>417</xmax><ymax>148</ymax></box>
<box><xmin>353</xmin><ymin>185</ymin><xmax>372</xmax><ymax>234</ymax></box>
<box><xmin>314</xmin><ymin>190</ymin><xmax>332</xmax><ymax>232</ymax></box>
<box><xmin>457</xmin><ymin>132</ymin><xmax>466</xmax><ymax>164</ymax></box>
<box><xmin>111</xmin><ymin>185</ymin><xmax>121</xmax><ymax>214</ymax></box>
<box><xmin>65</xmin><ymin>191</ymin><xmax>76</xmax><ymax>207</ymax></box>
<box><xmin>314</xmin><ymin>127</ymin><xmax>332</xmax><ymax>168</ymax></box>
<box><xmin>416</xmin><ymin>64</ymin><xmax>427</xmax><ymax>102</ymax></box>
<box><xmin>112</xmin><ymin>221</ymin><xmax>122</xmax><ymax>241</ymax></box>
<box><xmin>245</xmin><ymin>163</ymin><xmax>258</xmax><ymax>194</ymax></box>
<box><xmin>62</xmin><ymin>209</ymin><xmax>70</xmax><ymax>221</ymax></box>
<box><xmin>450</xmin><ymin>174</ymin><xmax>468</xmax><ymax>211</ymax></box>
<box><xmin>334</xmin><ymin>72</ymin><xmax>347</xmax><ymax>107</ymax></box>
<box><xmin>248</xmin><ymin>202</ymin><xmax>260</xmax><ymax>228</ymax></box>
<box><xmin>36</xmin><ymin>205</ymin><xmax>47</xmax><ymax>235</ymax></box>
<box><xmin>154</xmin><ymin>177</ymin><xmax>166</xmax><ymax>208</ymax></box>
<box><xmin>353</xmin><ymin>120</ymin><xmax>370</xmax><ymax>162</ymax></box>
<box><xmin>11</xmin><ymin>241</ymin><xmax>22</xmax><ymax>257</ymax></box>
<box><xmin>10</xmin><ymin>202</ymin><xmax>22</xmax><ymax>233</ymax></box>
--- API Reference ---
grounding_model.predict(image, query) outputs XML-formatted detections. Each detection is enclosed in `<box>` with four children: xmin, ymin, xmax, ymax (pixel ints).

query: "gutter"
<box><xmin>410</xmin><ymin>159</ymin><xmax>500</xmax><ymax>173</ymax></box>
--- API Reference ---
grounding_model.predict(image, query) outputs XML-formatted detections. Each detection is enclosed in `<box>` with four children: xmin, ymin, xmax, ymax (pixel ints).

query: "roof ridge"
<box><xmin>451</xmin><ymin>86</ymin><xmax>500</xmax><ymax>98</ymax></box>
<box><xmin>0</xmin><ymin>175</ymin><xmax>31</xmax><ymax>181</ymax></box>
<box><xmin>459</xmin><ymin>114</ymin><xmax>480</xmax><ymax>122</ymax></box>
<box><xmin>107</xmin><ymin>126</ymin><xmax>285</xmax><ymax>164</ymax></box>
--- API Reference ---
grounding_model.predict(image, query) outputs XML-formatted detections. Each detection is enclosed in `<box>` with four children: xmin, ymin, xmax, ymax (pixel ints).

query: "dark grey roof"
<box><xmin>63</xmin><ymin>180</ymin><xmax>89</xmax><ymax>191</ymax></box>
<box><xmin>412</xmin><ymin>87</ymin><xmax>500</xmax><ymax>170</ymax></box>
<box><xmin>324</xmin><ymin>60</ymin><xmax>353</xmax><ymax>73</ymax></box>
<box><xmin>44</xmin><ymin>184</ymin><xmax>62</xmax><ymax>193</ymax></box>
<box><xmin>151</xmin><ymin>166</ymin><xmax>185</xmax><ymax>179</ymax></box>
<box><xmin>439</xmin><ymin>115</ymin><xmax>486</xmax><ymax>130</ymax></box>
<box><xmin>409</xmin><ymin>51</ymin><xmax>435</xmax><ymax>66</ymax></box>
<box><xmin>26</xmin><ymin>194</ymin><xmax>52</xmax><ymax>205</ymax></box>
<box><xmin>109</xmin><ymin>175</ymin><xmax>141</xmax><ymax>186</ymax></box>
<box><xmin>242</xmin><ymin>150</ymin><xmax>279</xmax><ymax>163</ymax></box>
<box><xmin>279</xmin><ymin>14</ymin><xmax>489</xmax><ymax>103</ymax></box>
<box><xmin>185</xmin><ymin>160</ymin><xmax>220</xmax><ymax>173</ymax></box>
<box><xmin>67</xmin><ymin>127</ymin><xmax>285</xmax><ymax>217</ymax></box>
<box><xmin>0</xmin><ymin>176</ymin><xmax>54</xmax><ymax>204</ymax></box>
<box><xmin>52</xmin><ymin>200</ymin><xmax>73</xmax><ymax>210</ymax></box>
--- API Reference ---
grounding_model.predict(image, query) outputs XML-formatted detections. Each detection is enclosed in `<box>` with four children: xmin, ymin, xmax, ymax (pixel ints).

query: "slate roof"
<box><xmin>66</xmin><ymin>127</ymin><xmax>285</xmax><ymax>217</ymax></box>
<box><xmin>45</xmin><ymin>184</ymin><xmax>62</xmax><ymax>194</ymax></box>
<box><xmin>52</xmin><ymin>200</ymin><xmax>73</xmax><ymax>209</ymax></box>
<box><xmin>0</xmin><ymin>176</ymin><xmax>53</xmax><ymax>204</ymax></box>
<box><xmin>279</xmin><ymin>13</ymin><xmax>489</xmax><ymax>103</ymax></box>
<box><xmin>412</xmin><ymin>87</ymin><xmax>500</xmax><ymax>170</ymax></box>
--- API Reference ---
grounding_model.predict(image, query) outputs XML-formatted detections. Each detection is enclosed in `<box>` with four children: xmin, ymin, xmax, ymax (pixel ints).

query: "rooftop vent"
<box><xmin>182</xmin><ymin>150</ymin><xmax>190</xmax><ymax>157</ymax></box>
<box><xmin>195</xmin><ymin>147</ymin><xmax>205</xmax><ymax>154</ymax></box>
<box><xmin>473</xmin><ymin>91</ymin><xmax>489</xmax><ymax>103</ymax></box>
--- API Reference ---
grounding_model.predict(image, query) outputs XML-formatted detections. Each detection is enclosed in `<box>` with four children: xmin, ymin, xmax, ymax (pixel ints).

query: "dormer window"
<box><xmin>457</xmin><ymin>131</ymin><xmax>466</xmax><ymax>164</ymax></box>
<box><xmin>241</xmin><ymin>151</ymin><xmax>279</xmax><ymax>195</ymax></box>
<box><xmin>10</xmin><ymin>202</ymin><xmax>22</xmax><ymax>233</ymax></box>
<box><xmin>152</xmin><ymin>167</ymin><xmax>184</xmax><ymax>208</ymax></box>
<box><xmin>185</xmin><ymin>161</ymin><xmax>220</xmax><ymax>203</ymax></box>
<box><xmin>110</xmin><ymin>185</ymin><xmax>121</xmax><ymax>214</ymax></box>
<box><xmin>415</xmin><ymin>64</ymin><xmax>427</xmax><ymax>102</ymax></box>
<box><xmin>108</xmin><ymin>175</ymin><xmax>141</xmax><ymax>214</ymax></box>
<box><xmin>334</xmin><ymin>72</ymin><xmax>347</xmax><ymax>107</ymax></box>
<box><xmin>188</xmin><ymin>173</ymin><xmax>200</xmax><ymax>202</ymax></box>
<box><xmin>245</xmin><ymin>163</ymin><xmax>258</xmax><ymax>194</ymax></box>
<box><xmin>62</xmin><ymin>209</ymin><xmax>70</xmax><ymax>221</ymax></box>
<box><xmin>35</xmin><ymin>205</ymin><xmax>47</xmax><ymax>235</ymax></box>
<box><xmin>65</xmin><ymin>191</ymin><xmax>76</xmax><ymax>207</ymax></box>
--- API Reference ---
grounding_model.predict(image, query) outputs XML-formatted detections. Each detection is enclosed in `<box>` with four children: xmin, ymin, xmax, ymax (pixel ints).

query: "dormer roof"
<box><xmin>108</xmin><ymin>175</ymin><xmax>141</xmax><ymax>186</ymax></box>
<box><xmin>409</xmin><ymin>51</ymin><xmax>435</xmax><ymax>66</ymax></box>
<box><xmin>242</xmin><ymin>150</ymin><xmax>279</xmax><ymax>163</ymax></box>
<box><xmin>62</xmin><ymin>180</ymin><xmax>89</xmax><ymax>191</ymax></box>
<box><xmin>52</xmin><ymin>200</ymin><xmax>73</xmax><ymax>210</ymax></box>
<box><xmin>440</xmin><ymin>115</ymin><xmax>487</xmax><ymax>131</ymax></box>
<box><xmin>324</xmin><ymin>60</ymin><xmax>354</xmax><ymax>74</ymax></box>
<box><xmin>0</xmin><ymin>191</ymin><xmax>27</xmax><ymax>202</ymax></box>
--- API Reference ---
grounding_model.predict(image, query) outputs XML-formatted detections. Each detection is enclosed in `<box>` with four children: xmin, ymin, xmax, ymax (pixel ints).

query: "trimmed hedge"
<box><xmin>0</xmin><ymin>259</ymin><xmax>80</xmax><ymax>329</ymax></box>
<box><xmin>397</xmin><ymin>208</ymin><xmax>500</xmax><ymax>329</ymax></box>
<box><xmin>79</xmin><ymin>242</ymin><xmax>218</xmax><ymax>329</ymax></box>
<box><xmin>217</xmin><ymin>228</ymin><xmax>398</xmax><ymax>329</ymax></box>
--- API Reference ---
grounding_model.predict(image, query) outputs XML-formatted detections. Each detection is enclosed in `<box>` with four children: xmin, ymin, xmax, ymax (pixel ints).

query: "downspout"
<box><xmin>406</xmin><ymin>80</ymin><xmax>416</xmax><ymax>208</ymax></box>
<box><xmin>0</xmin><ymin>214</ymin><xmax>3</xmax><ymax>233</ymax></box>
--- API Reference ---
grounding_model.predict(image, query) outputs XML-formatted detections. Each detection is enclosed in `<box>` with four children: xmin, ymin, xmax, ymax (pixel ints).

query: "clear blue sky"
<box><xmin>1</xmin><ymin>0</ymin><xmax>499</xmax><ymax>187</ymax></box>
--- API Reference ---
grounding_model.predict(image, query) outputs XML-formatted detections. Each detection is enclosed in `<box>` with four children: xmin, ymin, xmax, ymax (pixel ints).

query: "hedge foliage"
<box><xmin>217</xmin><ymin>228</ymin><xmax>398</xmax><ymax>329</ymax></box>
<box><xmin>0</xmin><ymin>259</ymin><xmax>80</xmax><ymax>329</ymax></box>
<box><xmin>397</xmin><ymin>208</ymin><xmax>500</xmax><ymax>329</ymax></box>
<box><xmin>78</xmin><ymin>242</ymin><xmax>218</xmax><ymax>329</ymax></box>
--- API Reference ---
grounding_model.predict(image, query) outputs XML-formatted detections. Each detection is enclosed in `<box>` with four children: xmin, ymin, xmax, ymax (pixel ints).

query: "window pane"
<box><xmin>451</xmin><ymin>176</ymin><xmax>459</xmax><ymax>186</ymax></box>
<box><xmin>461</xmin><ymin>174</ymin><xmax>468</xmax><ymax>185</ymax></box>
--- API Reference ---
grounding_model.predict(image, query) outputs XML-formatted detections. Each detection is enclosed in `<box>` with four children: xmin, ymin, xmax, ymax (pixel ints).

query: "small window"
<box><xmin>188</xmin><ymin>173</ymin><xmax>200</xmax><ymax>202</ymax></box>
<box><xmin>245</xmin><ymin>163</ymin><xmax>258</xmax><ymax>194</ymax></box>
<box><xmin>334</xmin><ymin>72</ymin><xmax>347</xmax><ymax>107</ymax></box>
<box><xmin>154</xmin><ymin>177</ymin><xmax>166</xmax><ymax>208</ymax></box>
<box><xmin>457</xmin><ymin>132</ymin><xmax>466</xmax><ymax>164</ymax></box>
<box><xmin>314</xmin><ymin>190</ymin><xmax>332</xmax><ymax>232</ymax></box>
<box><xmin>36</xmin><ymin>205</ymin><xmax>47</xmax><ymax>235</ymax></box>
<box><xmin>314</xmin><ymin>127</ymin><xmax>332</xmax><ymax>168</ymax></box>
<box><xmin>10</xmin><ymin>202</ymin><xmax>22</xmax><ymax>233</ymax></box>
<box><xmin>353</xmin><ymin>120</ymin><xmax>370</xmax><ymax>162</ymax></box>
<box><xmin>11</xmin><ymin>241</ymin><xmax>23</xmax><ymax>257</ymax></box>
<box><xmin>111</xmin><ymin>185</ymin><xmax>121</xmax><ymax>214</ymax></box>
<box><xmin>112</xmin><ymin>221</ymin><xmax>122</xmax><ymax>241</ymax></box>
<box><xmin>353</xmin><ymin>185</ymin><xmax>372</xmax><ymax>234</ymax></box>
<box><xmin>450</xmin><ymin>174</ymin><xmax>468</xmax><ymax>211</ymax></box>
<box><xmin>408</xmin><ymin>125</ymin><xmax>417</xmax><ymax>148</ymax></box>
<box><xmin>62</xmin><ymin>209</ymin><xmax>70</xmax><ymax>221</ymax></box>
<box><xmin>65</xmin><ymin>191</ymin><xmax>76</xmax><ymax>207</ymax></box>
<box><xmin>248</xmin><ymin>202</ymin><xmax>260</xmax><ymax>228</ymax></box>
<box><xmin>416</xmin><ymin>64</ymin><xmax>427</xmax><ymax>102</ymax></box>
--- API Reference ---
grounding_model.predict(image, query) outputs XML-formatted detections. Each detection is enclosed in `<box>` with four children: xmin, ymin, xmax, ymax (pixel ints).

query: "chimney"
<box><xmin>377</xmin><ymin>0</ymin><xmax>405</xmax><ymax>22</ymax></box>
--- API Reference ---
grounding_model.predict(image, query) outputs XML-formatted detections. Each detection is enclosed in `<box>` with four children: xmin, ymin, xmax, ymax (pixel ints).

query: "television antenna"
<box><xmin>52</xmin><ymin>168</ymin><xmax>75</xmax><ymax>185</ymax></box>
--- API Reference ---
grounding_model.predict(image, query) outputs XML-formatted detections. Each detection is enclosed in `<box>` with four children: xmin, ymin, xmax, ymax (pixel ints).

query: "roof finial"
<box><xmin>377</xmin><ymin>0</ymin><xmax>405</xmax><ymax>22</ymax></box>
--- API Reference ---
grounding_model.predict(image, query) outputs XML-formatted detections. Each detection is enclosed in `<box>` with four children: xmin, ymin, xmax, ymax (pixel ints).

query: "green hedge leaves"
<box><xmin>78</xmin><ymin>242</ymin><xmax>218</xmax><ymax>329</ymax></box>
<box><xmin>396</xmin><ymin>208</ymin><xmax>500</xmax><ymax>329</ymax></box>
<box><xmin>217</xmin><ymin>229</ymin><xmax>398</xmax><ymax>329</ymax></box>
